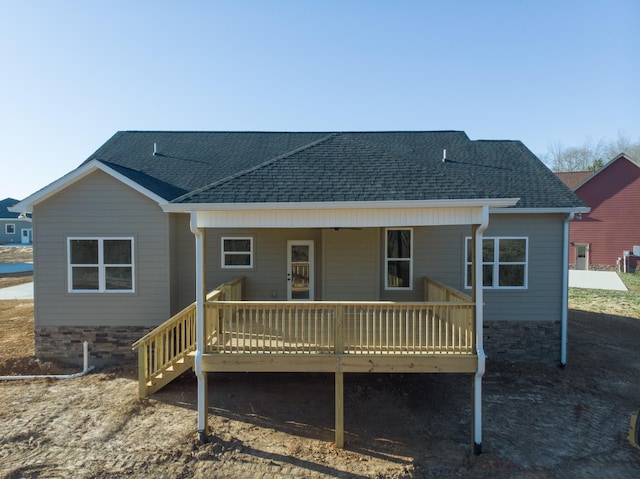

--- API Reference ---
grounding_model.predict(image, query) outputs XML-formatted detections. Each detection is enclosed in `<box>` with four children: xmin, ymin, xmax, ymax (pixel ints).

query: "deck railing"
<box><xmin>134</xmin><ymin>276</ymin><xmax>474</xmax><ymax>395</ymax></box>
<box><xmin>424</xmin><ymin>277</ymin><xmax>473</xmax><ymax>303</ymax></box>
<box><xmin>205</xmin><ymin>300</ymin><xmax>475</xmax><ymax>356</ymax></box>
<box><xmin>133</xmin><ymin>277</ymin><xmax>245</xmax><ymax>396</ymax></box>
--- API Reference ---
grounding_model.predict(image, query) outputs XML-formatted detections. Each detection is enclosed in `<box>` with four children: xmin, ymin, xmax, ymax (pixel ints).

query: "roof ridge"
<box><xmin>117</xmin><ymin>130</ymin><xmax>468</xmax><ymax>135</ymax></box>
<box><xmin>171</xmin><ymin>133</ymin><xmax>338</xmax><ymax>203</ymax></box>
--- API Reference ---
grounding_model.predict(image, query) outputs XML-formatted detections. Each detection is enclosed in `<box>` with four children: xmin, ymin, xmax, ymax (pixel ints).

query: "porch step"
<box><xmin>133</xmin><ymin>278</ymin><xmax>245</xmax><ymax>398</ymax></box>
<box><xmin>143</xmin><ymin>355</ymin><xmax>195</xmax><ymax>396</ymax></box>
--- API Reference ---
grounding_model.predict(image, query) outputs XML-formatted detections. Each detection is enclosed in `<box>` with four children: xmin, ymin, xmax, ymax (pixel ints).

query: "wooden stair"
<box><xmin>132</xmin><ymin>278</ymin><xmax>244</xmax><ymax>397</ymax></box>
<box><xmin>132</xmin><ymin>302</ymin><xmax>197</xmax><ymax>398</ymax></box>
<box><xmin>140</xmin><ymin>352</ymin><xmax>196</xmax><ymax>397</ymax></box>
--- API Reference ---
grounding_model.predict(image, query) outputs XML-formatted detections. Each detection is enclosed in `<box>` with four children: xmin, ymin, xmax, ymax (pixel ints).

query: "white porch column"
<box><xmin>472</xmin><ymin>206</ymin><xmax>489</xmax><ymax>455</ymax></box>
<box><xmin>190</xmin><ymin>211</ymin><xmax>208</xmax><ymax>443</ymax></box>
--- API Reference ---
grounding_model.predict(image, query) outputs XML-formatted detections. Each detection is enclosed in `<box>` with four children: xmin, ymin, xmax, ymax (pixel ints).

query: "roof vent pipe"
<box><xmin>442</xmin><ymin>149</ymin><xmax>447</xmax><ymax>162</ymax></box>
<box><xmin>153</xmin><ymin>143</ymin><xmax>158</xmax><ymax>156</ymax></box>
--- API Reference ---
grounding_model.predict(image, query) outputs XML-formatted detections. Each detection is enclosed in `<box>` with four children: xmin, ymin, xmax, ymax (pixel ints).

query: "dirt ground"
<box><xmin>1</xmin><ymin>247</ymin><xmax>639</xmax><ymax>478</ymax></box>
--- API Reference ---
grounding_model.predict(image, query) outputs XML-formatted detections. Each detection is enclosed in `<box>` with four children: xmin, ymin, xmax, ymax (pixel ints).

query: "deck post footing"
<box><xmin>198</xmin><ymin>430</ymin><xmax>209</xmax><ymax>444</ymax></box>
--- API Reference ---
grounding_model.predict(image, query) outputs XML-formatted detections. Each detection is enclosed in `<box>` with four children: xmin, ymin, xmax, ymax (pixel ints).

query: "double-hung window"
<box><xmin>68</xmin><ymin>237</ymin><xmax>134</xmax><ymax>293</ymax></box>
<box><xmin>465</xmin><ymin>237</ymin><xmax>528</xmax><ymax>289</ymax></box>
<box><xmin>385</xmin><ymin>228</ymin><xmax>413</xmax><ymax>290</ymax></box>
<box><xmin>5</xmin><ymin>224</ymin><xmax>15</xmax><ymax>235</ymax></box>
<box><xmin>221</xmin><ymin>237</ymin><xmax>253</xmax><ymax>269</ymax></box>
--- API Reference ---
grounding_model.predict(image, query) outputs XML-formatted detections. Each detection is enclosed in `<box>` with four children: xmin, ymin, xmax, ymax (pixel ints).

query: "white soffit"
<box><xmin>194</xmin><ymin>203</ymin><xmax>511</xmax><ymax>228</ymax></box>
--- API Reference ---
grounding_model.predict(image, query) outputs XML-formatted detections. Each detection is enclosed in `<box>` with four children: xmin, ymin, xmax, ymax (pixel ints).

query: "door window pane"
<box><xmin>291</xmin><ymin>245</ymin><xmax>309</xmax><ymax>262</ymax></box>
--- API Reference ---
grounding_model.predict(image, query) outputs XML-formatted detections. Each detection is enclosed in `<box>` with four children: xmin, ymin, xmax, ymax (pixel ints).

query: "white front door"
<box><xmin>21</xmin><ymin>228</ymin><xmax>32</xmax><ymax>244</ymax></box>
<box><xmin>287</xmin><ymin>240</ymin><xmax>314</xmax><ymax>300</ymax></box>
<box><xmin>575</xmin><ymin>243</ymin><xmax>589</xmax><ymax>270</ymax></box>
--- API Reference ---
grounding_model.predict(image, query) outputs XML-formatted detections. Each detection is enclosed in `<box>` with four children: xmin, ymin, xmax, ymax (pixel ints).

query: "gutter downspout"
<box><xmin>0</xmin><ymin>341</ymin><xmax>94</xmax><ymax>381</ymax></box>
<box><xmin>561</xmin><ymin>213</ymin><xmax>574</xmax><ymax>367</ymax></box>
<box><xmin>473</xmin><ymin>205</ymin><xmax>489</xmax><ymax>455</ymax></box>
<box><xmin>190</xmin><ymin>211</ymin><xmax>208</xmax><ymax>443</ymax></box>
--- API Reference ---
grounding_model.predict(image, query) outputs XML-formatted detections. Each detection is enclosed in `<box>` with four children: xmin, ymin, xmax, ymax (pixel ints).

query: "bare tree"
<box><xmin>604</xmin><ymin>131</ymin><xmax>640</xmax><ymax>161</ymax></box>
<box><xmin>543</xmin><ymin>132</ymin><xmax>640</xmax><ymax>172</ymax></box>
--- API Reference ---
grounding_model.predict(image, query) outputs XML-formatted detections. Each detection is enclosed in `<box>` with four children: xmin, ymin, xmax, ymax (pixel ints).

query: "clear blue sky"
<box><xmin>1</xmin><ymin>0</ymin><xmax>638</xmax><ymax>200</ymax></box>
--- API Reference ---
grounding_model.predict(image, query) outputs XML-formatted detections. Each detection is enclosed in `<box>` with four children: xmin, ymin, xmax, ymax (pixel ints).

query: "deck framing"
<box><xmin>201</xmin><ymin>353</ymin><xmax>478</xmax><ymax>373</ymax></box>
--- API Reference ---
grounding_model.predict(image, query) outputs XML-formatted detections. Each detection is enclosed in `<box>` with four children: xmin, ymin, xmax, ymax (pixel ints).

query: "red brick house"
<box><xmin>557</xmin><ymin>153</ymin><xmax>640</xmax><ymax>271</ymax></box>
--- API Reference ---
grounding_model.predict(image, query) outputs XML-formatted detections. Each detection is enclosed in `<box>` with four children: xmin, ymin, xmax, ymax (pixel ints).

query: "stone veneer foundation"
<box><xmin>35</xmin><ymin>326</ymin><xmax>151</xmax><ymax>366</ymax></box>
<box><xmin>483</xmin><ymin>320</ymin><xmax>562</xmax><ymax>364</ymax></box>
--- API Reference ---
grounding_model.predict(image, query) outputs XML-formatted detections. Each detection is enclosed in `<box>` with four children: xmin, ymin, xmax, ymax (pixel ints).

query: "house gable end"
<box><xmin>10</xmin><ymin>160</ymin><xmax>167</xmax><ymax>213</ymax></box>
<box><xmin>575</xmin><ymin>155</ymin><xmax>640</xmax><ymax>213</ymax></box>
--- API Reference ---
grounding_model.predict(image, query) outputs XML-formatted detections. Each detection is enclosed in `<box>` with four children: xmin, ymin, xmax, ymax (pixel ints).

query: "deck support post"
<box><xmin>471</xmin><ymin>207</ymin><xmax>488</xmax><ymax>455</ymax></box>
<box><xmin>137</xmin><ymin>343</ymin><xmax>148</xmax><ymax>398</ymax></box>
<box><xmin>335</xmin><ymin>370</ymin><xmax>344</xmax><ymax>448</ymax></box>
<box><xmin>335</xmin><ymin>304</ymin><xmax>345</xmax><ymax>448</ymax></box>
<box><xmin>196</xmin><ymin>368</ymin><xmax>208</xmax><ymax>443</ymax></box>
<box><xmin>191</xmin><ymin>211</ymin><xmax>209</xmax><ymax>443</ymax></box>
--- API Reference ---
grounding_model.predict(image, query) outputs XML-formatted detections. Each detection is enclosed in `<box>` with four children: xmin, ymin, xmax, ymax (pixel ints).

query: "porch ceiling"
<box><xmin>165</xmin><ymin>199</ymin><xmax>519</xmax><ymax>228</ymax></box>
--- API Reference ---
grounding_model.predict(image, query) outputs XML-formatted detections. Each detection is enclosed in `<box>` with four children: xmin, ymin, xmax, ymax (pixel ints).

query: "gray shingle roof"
<box><xmin>85</xmin><ymin>131</ymin><xmax>585</xmax><ymax>209</ymax></box>
<box><xmin>0</xmin><ymin>198</ymin><xmax>20</xmax><ymax>219</ymax></box>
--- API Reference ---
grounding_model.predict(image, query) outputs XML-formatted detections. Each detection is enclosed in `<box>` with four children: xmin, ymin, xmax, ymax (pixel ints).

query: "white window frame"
<box><xmin>385</xmin><ymin>228</ymin><xmax>413</xmax><ymax>290</ymax></box>
<box><xmin>465</xmin><ymin>236</ymin><xmax>528</xmax><ymax>290</ymax></box>
<box><xmin>5</xmin><ymin>223</ymin><xmax>15</xmax><ymax>235</ymax></box>
<box><xmin>67</xmin><ymin>237</ymin><xmax>135</xmax><ymax>293</ymax></box>
<box><xmin>221</xmin><ymin>236</ymin><xmax>254</xmax><ymax>269</ymax></box>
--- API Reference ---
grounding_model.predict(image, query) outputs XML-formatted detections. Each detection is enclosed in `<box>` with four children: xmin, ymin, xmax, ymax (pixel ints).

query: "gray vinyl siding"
<box><xmin>379</xmin><ymin>214</ymin><xmax>566</xmax><ymax>324</ymax></box>
<box><xmin>380</xmin><ymin>225</ymin><xmax>472</xmax><ymax>301</ymax></box>
<box><xmin>33</xmin><ymin>170</ymin><xmax>171</xmax><ymax>328</ymax></box>
<box><xmin>482</xmin><ymin>214</ymin><xmax>565</xmax><ymax>323</ymax></box>
<box><xmin>322</xmin><ymin>228</ymin><xmax>380</xmax><ymax>301</ymax></box>
<box><xmin>166</xmin><ymin>213</ymin><xmax>564</xmax><ymax>324</ymax></box>
<box><xmin>171</xmin><ymin>213</ymin><xmax>196</xmax><ymax>313</ymax></box>
<box><xmin>205</xmin><ymin>228</ymin><xmax>323</xmax><ymax>301</ymax></box>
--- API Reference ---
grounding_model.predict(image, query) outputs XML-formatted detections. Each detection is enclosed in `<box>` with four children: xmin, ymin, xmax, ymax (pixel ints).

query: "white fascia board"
<box><xmin>161</xmin><ymin>197</ymin><xmax>520</xmax><ymax>213</ymax></box>
<box><xmin>491</xmin><ymin>207</ymin><xmax>591</xmax><ymax>214</ymax></box>
<box><xmin>8</xmin><ymin>159</ymin><xmax>167</xmax><ymax>212</ymax></box>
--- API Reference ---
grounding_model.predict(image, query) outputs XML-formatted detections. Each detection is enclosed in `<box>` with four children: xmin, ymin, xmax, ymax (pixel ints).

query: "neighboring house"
<box><xmin>11</xmin><ymin>131</ymin><xmax>586</xmax><ymax>451</ymax></box>
<box><xmin>555</xmin><ymin>171</ymin><xmax>594</xmax><ymax>191</ymax></box>
<box><xmin>0</xmin><ymin>197</ymin><xmax>32</xmax><ymax>244</ymax></box>
<box><xmin>557</xmin><ymin>153</ymin><xmax>640</xmax><ymax>271</ymax></box>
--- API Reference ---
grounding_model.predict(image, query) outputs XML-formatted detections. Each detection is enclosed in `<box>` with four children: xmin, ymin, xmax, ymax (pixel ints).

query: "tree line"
<box><xmin>541</xmin><ymin>132</ymin><xmax>640</xmax><ymax>172</ymax></box>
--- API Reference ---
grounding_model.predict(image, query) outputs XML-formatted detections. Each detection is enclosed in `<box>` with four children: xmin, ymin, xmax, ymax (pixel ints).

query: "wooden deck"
<box><xmin>202</xmin><ymin>300</ymin><xmax>477</xmax><ymax>373</ymax></box>
<box><xmin>133</xmin><ymin>276</ymin><xmax>478</xmax><ymax>448</ymax></box>
<box><xmin>133</xmin><ymin>277</ymin><xmax>476</xmax><ymax>396</ymax></box>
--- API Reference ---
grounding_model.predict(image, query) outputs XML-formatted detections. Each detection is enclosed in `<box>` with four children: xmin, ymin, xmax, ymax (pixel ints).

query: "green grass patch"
<box><xmin>569</xmin><ymin>272</ymin><xmax>640</xmax><ymax>319</ymax></box>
